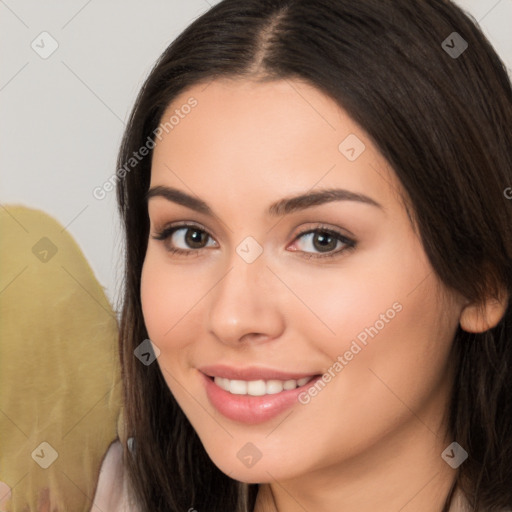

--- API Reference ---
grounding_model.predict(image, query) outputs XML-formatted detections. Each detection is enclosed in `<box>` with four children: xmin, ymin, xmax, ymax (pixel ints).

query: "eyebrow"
<box><xmin>145</xmin><ymin>185</ymin><xmax>383</xmax><ymax>217</ymax></box>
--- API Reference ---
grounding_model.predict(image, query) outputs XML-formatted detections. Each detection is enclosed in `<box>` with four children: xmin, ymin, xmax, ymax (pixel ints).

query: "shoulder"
<box><xmin>90</xmin><ymin>440</ymin><xmax>140</xmax><ymax>512</ymax></box>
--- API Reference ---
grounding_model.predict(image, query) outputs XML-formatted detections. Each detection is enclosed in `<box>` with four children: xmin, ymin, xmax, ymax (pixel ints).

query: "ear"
<box><xmin>459</xmin><ymin>289</ymin><xmax>509</xmax><ymax>333</ymax></box>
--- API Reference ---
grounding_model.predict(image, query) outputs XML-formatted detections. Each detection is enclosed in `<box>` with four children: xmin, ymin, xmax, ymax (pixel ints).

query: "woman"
<box><xmin>91</xmin><ymin>0</ymin><xmax>512</xmax><ymax>510</ymax></box>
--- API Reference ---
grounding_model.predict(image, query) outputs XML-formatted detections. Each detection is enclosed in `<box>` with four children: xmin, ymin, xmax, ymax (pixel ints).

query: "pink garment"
<box><xmin>90</xmin><ymin>441</ymin><xmax>141</xmax><ymax>512</ymax></box>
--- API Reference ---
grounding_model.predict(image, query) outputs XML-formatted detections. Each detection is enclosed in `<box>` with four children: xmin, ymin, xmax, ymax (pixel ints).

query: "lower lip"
<box><xmin>201</xmin><ymin>372</ymin><xmax>322</xmax><ymax>424</ymax></box>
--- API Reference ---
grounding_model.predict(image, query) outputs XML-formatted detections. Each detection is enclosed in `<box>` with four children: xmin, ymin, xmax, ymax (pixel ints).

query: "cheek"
<box><xmin>321</xmin><ymin>277</ymin><xmax>457</xmax><ymax>437</ymax></box>
<box><xmin>279</xmin><ymin>243</ymin><xmax>420</xmax><ymax>354</ymax></box>
<box><xmin>305</xmin><ymin>238</ymin><xmax>457</xmax><ymax>405</ymax></box>
<box><xmin>297</xmin><ymin>286</ymin><xmax>457</xmax><ymax>468</ymax></box>
<box><xmin>140</xmin><ymin>255</ymin><xmax>168</xmax><ymax>340</ymax></box>
<box><xmin>140</xmin><ymin>252</ymin><xmax>201</xmax><ymax>345</ymax></box>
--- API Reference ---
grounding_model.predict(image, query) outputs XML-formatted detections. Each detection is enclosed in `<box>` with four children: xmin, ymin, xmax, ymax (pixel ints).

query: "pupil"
<box><xmin>314</xmin><ymin>232</ymin><xmax>335</xmax><ymax>252</ymax></box>
<box><xmin>187</xmin><ymin>229</ymin><xmax>205</xmax><ymax>248</ymax></box>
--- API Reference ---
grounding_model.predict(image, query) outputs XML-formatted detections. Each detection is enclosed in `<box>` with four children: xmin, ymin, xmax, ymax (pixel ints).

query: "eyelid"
<box><xmin>152</xmin><ymin>220</ymin><xmax>214</xmax><ymax>239</ymax></box>
<box><xmin>290</xmin><ymin>222</ymin><xmax>356</xmax><ymax>241</ymax></box>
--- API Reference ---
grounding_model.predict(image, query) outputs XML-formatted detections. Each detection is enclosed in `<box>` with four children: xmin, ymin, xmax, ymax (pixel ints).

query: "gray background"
<box><xmin>1</xmin><ymin>0</ymin><xmax>511</xmax><ymax>309</ymax></box>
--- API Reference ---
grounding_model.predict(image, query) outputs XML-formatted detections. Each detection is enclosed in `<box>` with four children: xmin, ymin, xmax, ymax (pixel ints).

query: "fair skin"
<box><xmin>141</xmin><ymin>78</ymin><xmax>506</xmax><ymax>512</ymax></box>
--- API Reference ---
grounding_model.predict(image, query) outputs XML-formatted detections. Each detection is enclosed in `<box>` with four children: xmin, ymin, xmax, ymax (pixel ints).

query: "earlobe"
<box><xmin>459</xmin><ymin>291</ymin><xmax>509</xmax><ymax>333</ymax></box>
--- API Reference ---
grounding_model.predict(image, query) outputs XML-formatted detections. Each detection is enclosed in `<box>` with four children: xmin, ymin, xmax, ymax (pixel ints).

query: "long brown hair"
<box><xmin>116</xmin><ymin>1</ymin><xmax>512</xmax><ymax>510</ymax></box>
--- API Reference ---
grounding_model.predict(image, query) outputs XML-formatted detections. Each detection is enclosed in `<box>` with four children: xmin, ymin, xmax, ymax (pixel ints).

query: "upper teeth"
<box><xmin>213</xmin><ymin>376</ymin><xmax>314</xmax><ymax>396</ymax></box>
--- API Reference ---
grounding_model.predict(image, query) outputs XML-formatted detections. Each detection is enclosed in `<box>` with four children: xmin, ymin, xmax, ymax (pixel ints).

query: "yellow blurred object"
<box><xmin>0</xmin><ymin>205</ymin><xmax>123</xmax><ymax>511</ymax></box>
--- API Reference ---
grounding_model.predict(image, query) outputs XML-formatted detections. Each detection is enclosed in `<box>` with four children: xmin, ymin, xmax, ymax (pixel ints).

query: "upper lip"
<box><xmin>198</xmin><ymin>364</ymin><xmax>319</xmax><ymax>381</ymax></box>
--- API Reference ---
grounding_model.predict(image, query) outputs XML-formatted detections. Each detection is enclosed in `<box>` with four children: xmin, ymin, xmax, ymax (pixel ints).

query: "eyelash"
<box><xmin>151</xmin><ymin>222</ymin><xmax>356</xmax><ymax>260</ymax></box>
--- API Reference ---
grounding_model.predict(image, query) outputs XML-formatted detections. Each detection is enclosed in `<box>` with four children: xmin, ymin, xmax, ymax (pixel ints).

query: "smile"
<box><xmin>199</xmin><ymin>367</ymin><xmax>323</xmax><ymax>424</ymax></box>
<box><xmin>213</xmin><ymin>376</ymin><xmax>316</xmax><ymax>396</ymax></box>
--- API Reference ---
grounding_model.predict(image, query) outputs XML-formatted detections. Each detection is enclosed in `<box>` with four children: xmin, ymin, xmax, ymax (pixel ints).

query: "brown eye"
<box><xmin>311</xmin><ymin>231</ymin><xmax>339</xmax><ymax>252</ymax></box>
<box><xmin>184</xmin><ymin>228</ymin><xmax>209</xmax><ymax>249</ymax></box>
<box><xmin>152</xmin><ymin>224</ymin><xmax>217</xmax><ymax>256</ymax></box>
<box><xmin>291</xmin><ymin>227</ymin><xmax>356</xmax><ymax>259</ymax></box>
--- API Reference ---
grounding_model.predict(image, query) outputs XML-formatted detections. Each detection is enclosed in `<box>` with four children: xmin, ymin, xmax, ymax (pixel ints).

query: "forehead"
<box><xmin>154</xmin><ymin>78</ymin><xmax>354</xmax><ymax>162</ymax></box>
<box><xmin>149</xmin><ymin>78</ymin><xmax>403</xmax><ymax>213</ymax></box>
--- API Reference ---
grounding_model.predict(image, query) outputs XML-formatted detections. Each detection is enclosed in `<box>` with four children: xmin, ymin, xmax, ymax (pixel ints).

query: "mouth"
<box><xmin>209</xmin><ymin>375</ymin><xmax>317</xmax><ymax>396</ymax></box>
<box><xmin>198</xmin><ymin>365</ymin><xmax>322</xmax><ymax>424</ymax></box>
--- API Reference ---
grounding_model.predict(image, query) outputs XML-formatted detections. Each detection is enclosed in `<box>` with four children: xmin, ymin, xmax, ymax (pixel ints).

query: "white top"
<box><xmin>90</xmin><ymin>440</ymin><xmax>141</xmax><ymax>512</ymax></box>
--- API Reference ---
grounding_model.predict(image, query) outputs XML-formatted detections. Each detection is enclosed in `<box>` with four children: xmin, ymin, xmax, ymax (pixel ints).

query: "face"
<box><xmin>141</xmin><ymin>78</ymin><xmax>464</xmax><ymax>484</ymax></box>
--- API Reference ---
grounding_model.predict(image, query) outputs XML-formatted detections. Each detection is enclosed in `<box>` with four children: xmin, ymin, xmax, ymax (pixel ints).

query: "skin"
<box><xmin>140</xmin><ymin>78</ymin><xmax>505</xmax><ymax>512</ymax></box>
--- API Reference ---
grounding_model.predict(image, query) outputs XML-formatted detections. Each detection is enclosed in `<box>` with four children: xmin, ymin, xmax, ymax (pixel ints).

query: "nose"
<box><xmin>207</xmin><ymin>251</ymin><xmax>285</xmax><ymax>346</ymax></box>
